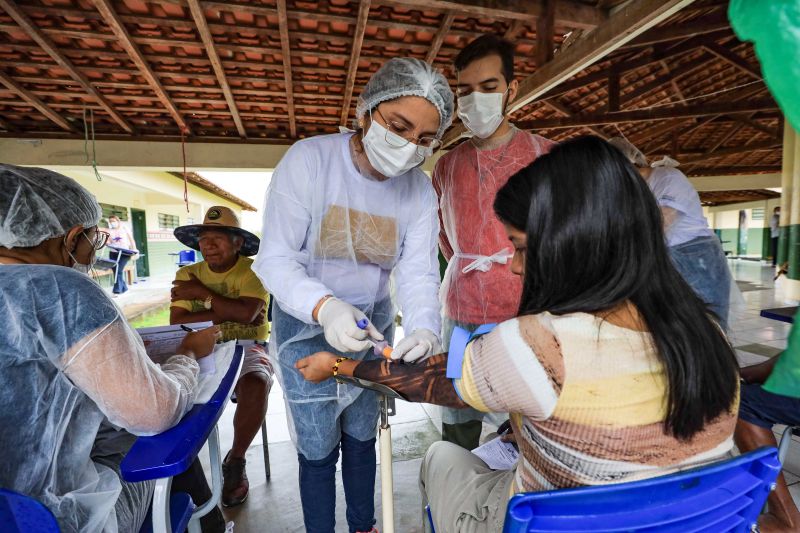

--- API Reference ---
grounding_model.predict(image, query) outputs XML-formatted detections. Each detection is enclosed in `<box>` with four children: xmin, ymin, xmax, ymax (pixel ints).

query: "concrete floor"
<box><xmin>194</xmin><ymin>259</ymin><xmax>800</xmax><ymax>532</ymax></box>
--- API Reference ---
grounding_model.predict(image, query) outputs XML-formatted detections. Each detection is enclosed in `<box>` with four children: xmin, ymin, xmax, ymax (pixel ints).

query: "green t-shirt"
<box><xmin>764</xmin><ymin>309</ymin><xmax>800</xmax><ymax>398</ymax></box>
<box><xmin>172</xmin><ymin>256</ymin><xmax>270</xmax><ymax>342</ymax></box>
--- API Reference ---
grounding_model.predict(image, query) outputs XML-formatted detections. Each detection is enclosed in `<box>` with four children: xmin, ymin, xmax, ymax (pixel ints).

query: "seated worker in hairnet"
<box><xmin>296</xmin><ymin>137</ymin><xmax>740</xmax><ymax>533</ymax></box>
<box><xmin>253</xmin><ymin>57</ymin><xmax>453</xmax><ymax>533</ymax></box>
<box><xmin>0</xmin><ymin>164</ymin><xmax>221</xmax><ymax>533</ymax></box>
<box><xmin>170</xmin><ymin>205</ymin><xmax>273</xmax><ymax>507</ymax></box>
<box><xmin>609</xmin><ymin>137</ymin><xmax>732</xmax><ymax>330</ymax></box>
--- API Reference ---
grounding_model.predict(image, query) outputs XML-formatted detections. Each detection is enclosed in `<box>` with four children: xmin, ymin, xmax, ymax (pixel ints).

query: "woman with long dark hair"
<box><xmin>296</xmin><ymin>136</ymin><xmax>740</xmax><ymax>533</ymax></box>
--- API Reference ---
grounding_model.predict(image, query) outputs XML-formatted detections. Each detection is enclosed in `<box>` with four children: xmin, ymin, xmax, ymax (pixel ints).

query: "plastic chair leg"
<box><xmin>151</xmin><ymin>477</ymin><xmax>173</xmax><ymax>533</ymax></box>
<box><xmin>188</xmin><ymin>426</ymin><xmax>223</xmax><ymax>531</ymax></box>
<box><xmin>779</xmin><ymin>426</ymin><xmax>797</xmax><ymax>465</ymax></box>
<box><xmin>260</xmin><ymin>419</ymin><xmax>271</xmax><ymax>481</ymax></box>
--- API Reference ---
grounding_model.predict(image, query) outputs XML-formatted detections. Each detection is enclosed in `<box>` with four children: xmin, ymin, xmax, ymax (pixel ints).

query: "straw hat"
<box><xmin>173</xmin><ymin>206</ymin><xmax>260</xmax><ymax>257</ymax></box>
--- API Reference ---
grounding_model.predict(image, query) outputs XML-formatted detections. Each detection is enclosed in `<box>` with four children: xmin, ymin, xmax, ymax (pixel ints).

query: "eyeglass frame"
<box><xmin>89</xmin><ymin>229</ymin><xmax>110</xmax><ymax>251</ymax></box>
<box><xmin>371</xmin><ymin>107</ymin><xmax>442</xmax><ymax>155</ymax></box>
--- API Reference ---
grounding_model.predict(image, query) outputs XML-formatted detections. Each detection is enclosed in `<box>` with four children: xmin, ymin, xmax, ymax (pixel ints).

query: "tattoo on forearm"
<box><xmin>352</xmin><ymin>354</ymin><xmax>468</xmax><ymax>408</ymax></box>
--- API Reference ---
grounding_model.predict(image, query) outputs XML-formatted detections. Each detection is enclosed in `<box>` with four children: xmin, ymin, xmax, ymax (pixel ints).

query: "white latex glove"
<box><xmin>317</xmin><ymin>297</ymin><xmax>384</xmax><ymax>353</ymax></box>
<box><xmin>392</xmin><ymin>328</ymin><xmax>442</xmax><ymax>363</ymax></box>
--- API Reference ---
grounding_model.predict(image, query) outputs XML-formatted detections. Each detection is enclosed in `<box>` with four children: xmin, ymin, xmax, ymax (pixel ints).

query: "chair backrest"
<box><xmin>503</xmin><ymin>447</ymin><xmax>781</xmax><ymax>533</ymax></box>
<box><xmin>177</xmin><ymin>250</ymin><xmax>196</xmax><ymax>265</ymax></box>
<box><xmin>0</xmin><ymin>489</ymin><xmax>59</xmax><ymax>533</ymax></box>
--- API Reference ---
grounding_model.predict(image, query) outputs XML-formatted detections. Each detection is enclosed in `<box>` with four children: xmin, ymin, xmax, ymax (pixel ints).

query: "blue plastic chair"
<box><xmin>170</xmin><ymin>250</ymin><xmax>197</xmax><ymax>267</ymax></box>
<box><xmin>427</xmin><ymin>447</ymin><xmax>780</xmax><ymax>533</ymax></box>
<box><xmin>0</xmin><ymin>489</ymin><xmax>59</xmax><ymax>533</ymax></box>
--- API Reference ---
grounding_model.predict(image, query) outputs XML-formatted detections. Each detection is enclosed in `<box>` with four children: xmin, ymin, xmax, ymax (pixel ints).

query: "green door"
<box><xmin>131</xmin><ymin>209</ymin><xmax>150</xmax><ymax>277</ymax></box>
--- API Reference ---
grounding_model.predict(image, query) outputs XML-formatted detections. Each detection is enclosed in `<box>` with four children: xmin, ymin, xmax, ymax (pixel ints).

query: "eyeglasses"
<box><xmin>373</xmin><ymin>108</ymin><xmax>441</xmax><ymax>155</ymax></box>
<box><xmin>89</xmin><ymin>230</ymin><xmax>110</xmax><ymax>251</ymax></box>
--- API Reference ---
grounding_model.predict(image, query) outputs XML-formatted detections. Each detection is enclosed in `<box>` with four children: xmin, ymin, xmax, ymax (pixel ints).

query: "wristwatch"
<box><xmin>203</xmin><ymin>295</ymin><xmax>213</xmax><ymax>310</ymax></box>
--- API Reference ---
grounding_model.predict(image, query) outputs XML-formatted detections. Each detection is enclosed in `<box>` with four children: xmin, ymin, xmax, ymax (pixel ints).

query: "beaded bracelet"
<box><xmin>333</xmin><ymin>356</ymin><xmax>349</xmax><ymax>377</ymax></box>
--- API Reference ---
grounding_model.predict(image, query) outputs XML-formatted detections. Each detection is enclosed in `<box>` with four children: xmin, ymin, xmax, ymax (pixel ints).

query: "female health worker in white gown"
<box><xmin>253</xmin><ymin>57</ymin><xmax>455</xmax><ymax>533</ymax></box>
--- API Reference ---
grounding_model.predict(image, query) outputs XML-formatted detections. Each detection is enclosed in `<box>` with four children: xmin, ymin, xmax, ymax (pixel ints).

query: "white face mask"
<box><xmin>109</xmin><ymin>221</ymin><xmax>120</xmax><ymax>229</ymax></box>
<box><xmin>362</xmin><ymin>120</ymin><xmax>426</xmax><ymax>178</ymax></box>
<box><xmin>65</xmin><ymin>232</ymin><xmax>96</xmax><ymax>276</ymax></box>
<box><xmin>457</xmin><ymin>90</ymin><xmax>506</xmax><ymax>139</ymax></box>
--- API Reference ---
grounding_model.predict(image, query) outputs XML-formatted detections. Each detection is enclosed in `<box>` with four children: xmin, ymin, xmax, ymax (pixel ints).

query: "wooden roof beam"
<box><xmin>535</xmin><ymin>0</ymin><xmax>556</xmax><ymax>67</ymax></box>
<box><xmin>339</xmin><ymin>0</ymin><xmax>371</xmax><ymax>127</ymax></box>
<box><xmin>0</xmin><ymin>0</ymin><xmax>134</xmax><ymax>133</ymax></box>
<box><xmin>187</xmin><ymin>0</ymin><xmax>246</xmax><ymax>138</ymax></box>
<box><xmin>680</xmin><ymin>139</ymin><xmax>782</xmax><ymax>165</ymax></box>
<box><xmin>91</xmin><ymin>0</ymin><xmax>190</xmax><ymax>135</ymax></box>
<box><xmin>426</xmin><ymin>11</ymin><xmax>455</xmax><ymax>64</ymax></box>
<box><xmin>517</xmin><ymin>99</ymin><xmax>777</xmax><ymax>130</ymax></box>
<box><xmin>276</xmin><ymin>0</ymin><xmax>296</xmax><ymax>138</ymax></box>
<box><xmin>703</xmin><ymin>43</ymin><xmax>762</xmax><ymax>80</ymax></box>
<box><xmin>641</xmin><ymin>84</ymin><xmax>768</xmax><ymax>152</ymax></box>
<box><xmin>0</xmin><ymin>70</ymin><xmax>72</xmax><ymax>131</ymax></box>
<box><xmin>542</xmin><ymin>100</ymin><xmax>608</xmax><ymax>140</ymax></box>
<box><xmin>445</xmin><ymin>0</ymin><xmax>697</xmax><ymax>146</ymax></box>
<box><xmin>623</xmin><ymin>14</ymin><xmax>730</xmax><ymax>49</ymax></box>
<box><xmin>378</xmin><ymin>0</ymin><xmax>606</xmax><ymax>30</ymax></box>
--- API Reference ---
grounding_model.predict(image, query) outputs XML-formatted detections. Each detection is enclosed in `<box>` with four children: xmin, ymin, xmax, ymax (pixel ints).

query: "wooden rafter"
<box><xmin>542</xmin><ymin>100</ymin><xmax>608</xmax><ymax>140</ymax></box>
<box><xmin>537</xmin><ymin>35</ymin><xmax>709</xmax><ymax>104</ymax></box>
<box><xmin>186</xmin><ymin>0</ymin><xmax>246</xmax><ymax>138</ymax></box>
<box><xmin>705</xmin><ymin>122</ymin><xmax>744</xmax><ymax>153</ymax></box>
<box><xmin>680</xmin><ymin>139</ymin><xmax>781</xmax><ymax>165</ymax></box>
<box><xmin>624</xmin><ymin>14</ymin><xmax>730</xmax><ymax>49</ymax></box>
<box><xmin>0</xmin><ymin>70</ymin><xmax>71</xmax><ymax>131</ymax></box>
<box><xmin>445</xmin><ymin>0</ymin><xmax>696</xmax><ymax>147</ymax></box>
<box><xmin>641</xmin><ymin>84</ymin><xmax>768</xmax><ymax>152</ymax></box>
<box><xmin>607</xmin><ymin>69</ymin><xmax>619</xmax><ymax>111</ymax></box>
<box><xmin>0</xmin><ymin>0</ymin><xmax>134</xmax><ymax>133</ymax></box>
<box><xmin>617</xmin><ymin>52</ymin><xmax>712</xmax><ymax>109</ymax></box>
<box><xmin>512</xmin><ymin>0</ymin><xmax>695</xmax><ymax>112</ymax></box>
<box><xmin>276</xmin><ymin>0</ymin><xmax>296</xmax><ymax>138</ymax></box>
<box><xmin>379</xmin><ymin>0</ymin><xmax>606</xmax><ymax>30</ymax></box>
<box><xmin>339</xmin><ymin>0</ymin><xmax>371</xmax><ymax>126</ymax></box>
<box><xmin>703</xmin><ymin>43</ymin><xmax>762</xmax><ymax>80</ymax></box>
<box><xmin>91</xmin><ymin>0</ymin><xmax>189</xmax><ymax>134</ymax></box>
<box><xmin>536</xmin><ymin>0</ymin><xmax>556</xmax><ymax>67</ymax></box>
<box><xmin>426</xmin><ymin>11</ymin><xmax>456</xmax><ymax>64</ymax></box>
<box><xmin>518</xmin><ymin>99</ymin><xmax>777</xmax><ymax>130</ymax></box>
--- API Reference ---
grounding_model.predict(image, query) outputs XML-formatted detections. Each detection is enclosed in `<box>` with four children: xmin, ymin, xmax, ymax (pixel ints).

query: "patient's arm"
<box><xmin>295</xmin><ymin>352</ymin><xmax>468</xmax><ymax>408</ymax></box>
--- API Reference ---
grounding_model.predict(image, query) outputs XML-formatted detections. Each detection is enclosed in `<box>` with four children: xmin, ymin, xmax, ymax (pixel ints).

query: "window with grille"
<box><xmin>99</xmin><ymin>203</ymin><xmax>128</xmax><ymax>227</ymax></box>
<box><xmin>752</xmin><ymin>208</ymin><xmax>765</xmax><ymax>221</ymax></box>
<box><xmin>158</xmin><ymin>213</ymin><xmax>180</xmax><ymax>230</ymax></box>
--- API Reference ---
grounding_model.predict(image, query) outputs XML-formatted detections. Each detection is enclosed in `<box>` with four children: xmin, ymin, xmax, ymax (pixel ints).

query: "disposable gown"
<box><xmin>0</xmin><ymin>265</ymin><xmax>200</xmax><ymax>532</ymax></box>
<box><xmin>253</xmin><ymin>132</ymin><xmax>441</xmax><ymax>459</ymax></box>
<box><xmin>433</xmin><ymin>128</ymin><xmax>555</xmax><ymax>326</ymax></box>
<box><xmin>433</xmin><ymin>129</ymin><xmax>554</xmax><ymax>428</ymax></box>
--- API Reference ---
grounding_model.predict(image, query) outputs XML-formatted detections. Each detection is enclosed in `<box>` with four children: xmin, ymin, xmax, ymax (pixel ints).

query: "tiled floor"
<box><xmin>199</xmin><ymin>259</ymin><xmax>800</xmax><ymax>532</ymax></box>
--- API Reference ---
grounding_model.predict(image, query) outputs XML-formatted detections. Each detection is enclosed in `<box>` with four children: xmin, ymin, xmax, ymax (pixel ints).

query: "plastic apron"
<box><xmin>255</xmin><ymin>133</ymin><xmax>441</xmax><ymax>459</ymax></box>
<box><xmin>433</xmin><ymin>129</ymin><xmax>554</xmax><ymax>426</ymax></box>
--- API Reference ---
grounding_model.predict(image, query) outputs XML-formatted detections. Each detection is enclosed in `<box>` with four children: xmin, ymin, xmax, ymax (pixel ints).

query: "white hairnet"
<box><xmin>0</xmin><ymin>163</ymin><xmax>102</xmax><ymax>248</ymax></box>
<box><xmin>608</xmin><ymin>136</ymin><xmax>648</xmax><ymax>167</ymax></box>
<box><xmin>651</xmin><ymin>155</ymin><xmax>681</xmax><ymax>168</ymax></box>
<box><xmin>356</xmin><ymin>57</ymin><xmax>455</xmax><ymax>138</ymax></box>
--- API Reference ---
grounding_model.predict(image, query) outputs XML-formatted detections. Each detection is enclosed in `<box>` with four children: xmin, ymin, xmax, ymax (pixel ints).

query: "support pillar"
<box><xmin>780</xmin><ymin>122</ymin><xmax>800</xmax><ymax>298</ymax></box>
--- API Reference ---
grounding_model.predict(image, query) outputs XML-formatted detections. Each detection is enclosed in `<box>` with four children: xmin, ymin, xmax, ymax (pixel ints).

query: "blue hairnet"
<box><xmin>356</xmin><ymin>57</ymin><xmax>455</xmax><ymax>138</ymax></box>
<box><xmin>0</xmin><ymin>164</ymin><xmax>102</xmax><ymax>248</ymax></box>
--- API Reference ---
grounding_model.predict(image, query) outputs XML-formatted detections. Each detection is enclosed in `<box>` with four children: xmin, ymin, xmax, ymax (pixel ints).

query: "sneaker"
<box><xmin>221</xmin><ymin>452</ymin><xmax>249</xmax><ymax>507</ymax></box>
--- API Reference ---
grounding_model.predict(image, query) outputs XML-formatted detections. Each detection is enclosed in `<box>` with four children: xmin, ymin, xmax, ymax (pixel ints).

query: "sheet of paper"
<box><xmin>472</xmin><ymin>435</ymin><xmax>520</xmax><ymax>470</ymax></box>
<box><xmin>193</xmin><ymin>341</ymin><xmax>237</xmax><ymax>404</ymax></box>
<box><xmin>137</xmin><ymin>322</ymin><xmax>213</xmax><ymax>363</ymax></box>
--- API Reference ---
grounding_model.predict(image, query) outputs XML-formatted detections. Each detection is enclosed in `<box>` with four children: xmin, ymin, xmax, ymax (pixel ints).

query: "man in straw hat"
<box><xmin>170</xmin><ymin>205</ymin><xmax>272</xmax><ymax>507</ymax></box>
